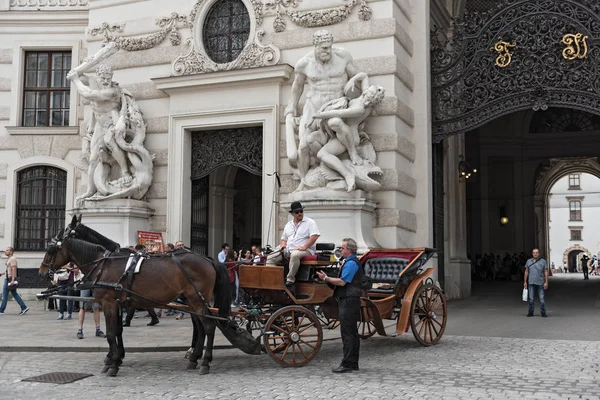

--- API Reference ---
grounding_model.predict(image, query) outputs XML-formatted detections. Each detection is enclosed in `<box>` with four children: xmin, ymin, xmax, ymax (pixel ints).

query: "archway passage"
<box><xmin>190</xmin><ymin>127</ymin><xmax>263</xmax><ymax>257</ymax></box>
<box><xmin>431</xmin><ymin>0</ymin><xmax>600</xmax><ymax>143</ymax></box>
<box><xmin>568</xmin><ymin>250</ymin><xmax>583</xmax><ymax>273</ymax></box>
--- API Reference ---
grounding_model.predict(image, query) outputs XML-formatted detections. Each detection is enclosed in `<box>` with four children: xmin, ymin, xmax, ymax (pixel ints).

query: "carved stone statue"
<box><xmin>68</xmin><ymin>44</ymin><xmax>153</xmax><ymax>205</ymax></box>
<box><xmin>285</xmin><ymin>30</ymin><xmax>383</xmax><ymax>193</ymax></box>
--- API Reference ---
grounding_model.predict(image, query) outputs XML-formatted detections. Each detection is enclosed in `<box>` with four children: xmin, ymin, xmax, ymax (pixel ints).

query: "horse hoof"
<box><xmin>101</xmin><ymin>365</ymin><xmax>110</xmax><ymax>374</ymax></box>
<box><xmin>107</xmin><ymin>367</ymin><xmax>119</xmax><ymax>377</ymax></box>
<box><xmin>199</xmin><ymin>366</ymin><xmax>210</xmax><ymax>375</ymax></box>
<box><xmin>186</xmin><ymin>362</ymin><xmax>197</xmax><ymax>370</ymax></box>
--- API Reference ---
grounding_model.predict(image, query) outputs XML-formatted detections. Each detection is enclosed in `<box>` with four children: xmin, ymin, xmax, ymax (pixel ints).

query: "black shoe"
<box><xmin>527</xmin><ymin>312</ymin><xmax>533</xmax><ymax>317</ymax></box>
<box><xmin>147</xmin><ymin>319</ymin><xmax>159</xmax><ymax>326</ymax></box>
<box><xmin>332</xmin><ymin>365</ymin><xmax>355</xmax><ymax>373</ymax></box>
<box><xmin>122</xmin><ymin>322</ymin><xmax>131</xmax><ymax>327</ymax></box>
<box><xmin>541</xmin><ymin>312</ymin><xmax>547</xmax><ymax>318</ymax></box>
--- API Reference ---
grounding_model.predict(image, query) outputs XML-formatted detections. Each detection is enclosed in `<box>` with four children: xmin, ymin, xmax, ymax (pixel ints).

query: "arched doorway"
<box><xmin>431</xmin><ymin>0</ymin><xmax>600</xmax><ymax>296</ymax></box>
<box><xmin>190</xmin><ymin>126</ymin><xmax>263</xmax><ymax>256</ymax></box>
<box><xmin>568</xmin><ymin>250</ymin><xmax>583</xmax><ymax>273</ymax></box>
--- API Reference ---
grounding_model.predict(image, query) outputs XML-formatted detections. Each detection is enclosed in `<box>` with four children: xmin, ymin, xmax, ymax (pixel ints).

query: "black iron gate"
<box><xmin>190</xmin><ymin>127</ymin><xmax>263</xmax><ymax>255</ymax></box>
<box><xmin>432</xmin><ymin>142</ymin><xmax>445</xmax><ymax>289</ymax></box>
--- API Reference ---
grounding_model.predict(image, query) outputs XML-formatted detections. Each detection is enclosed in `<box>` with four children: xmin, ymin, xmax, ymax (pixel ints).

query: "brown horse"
<box><xmin>40</xmin><ymin>228</ymin><xmax>231</xmax><ymax>376</ymax></box>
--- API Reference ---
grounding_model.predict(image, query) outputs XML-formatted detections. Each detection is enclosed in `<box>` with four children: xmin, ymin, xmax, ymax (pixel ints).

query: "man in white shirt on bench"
<box><xmin>267</xmin><ymin>201</ymin><xmax>320</xmax><ymax>287</ymax></box>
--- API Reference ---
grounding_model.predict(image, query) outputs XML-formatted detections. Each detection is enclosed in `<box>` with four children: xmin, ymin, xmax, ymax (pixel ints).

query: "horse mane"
<box><xmin>67</xmin><ymin>237</ymin><xmax>107</xmax><ymax>263</ymax></box>
<box><xmin>73</xmin><ymin>223</ymin><xmax>121</xmax><ymax>252</ymax></box>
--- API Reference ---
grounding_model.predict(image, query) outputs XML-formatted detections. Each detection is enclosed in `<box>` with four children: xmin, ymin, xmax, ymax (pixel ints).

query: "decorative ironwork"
<box><xmin>202</xmin><ymin>0</ymin><xmax>251</xmax><ymax>64</ymax></box>
<box><xmin>191</xmin><ymin>127</ymin><xmax>263</xmax><ymax>179</ymax></box>
<box><xmin>562</xmin><ymin>33</ymin><xmax>588</xmax><ymax>60</ymax></box>
<box><xmin>16</xmin><ymin>268</ymin><xmax>50</xmax><ymax>289</ymax></box>
<box><xmin>431</xmin><ymin>0</ymin><xmax>600</xmax><ymax>142</ymax></box>
<box><xmin>530</xmin><ymin>107</ymin><xmax>600</xmax><ymax>133</ymax></box>
<box><xmin>191</xmin><ymin>176</ymin><xmax>209</xmax><ymax>256</ymax></box>
<box><xmin>491</xmin><ymin>40</ymin><xmax>515</xmax><ymax>68</ymax></box>
<box><xmin>15</xmin><ymin>166</ymin><xmax>67</xmax><ymax>251</ymax></box>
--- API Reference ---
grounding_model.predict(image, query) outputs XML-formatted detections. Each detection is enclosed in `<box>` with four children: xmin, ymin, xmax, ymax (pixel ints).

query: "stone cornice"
<box><xmin>153</xmin><ymin>64</ymin><xmax>293</xmax><ymax>93</ymax></box>
<box><xmin>0</xmin><ymin>10</ymin><xmax>88</xmax><ymax>26</ymax></box>
<box><xmin>5</xmin><ymin>126</ymin><xmax>80</xmax><ymax>135</ymax></box>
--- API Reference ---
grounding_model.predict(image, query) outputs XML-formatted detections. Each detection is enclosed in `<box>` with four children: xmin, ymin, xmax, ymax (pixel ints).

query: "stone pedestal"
<box><xmin>70</xmin><ymin>199</ymin><xmax>155</xmax><ymax>248</ymax></box>
<box><xmin>282</xmin><ymin>190</ymin><xmax>379</xmax><ymax>253</ymax></box>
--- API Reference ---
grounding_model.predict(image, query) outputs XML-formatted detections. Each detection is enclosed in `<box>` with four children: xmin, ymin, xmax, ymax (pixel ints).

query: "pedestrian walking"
<box><xmin>316</xmin><ymin>237</ymin><xmax>362</xmax><ymax>373</ymax></box>
<box><xmin>582</xmin><ymin>255</ymin><xmax>590</xmax><ymax>280</ymax></box>
<box><xmin>0</xmin><ymin>246</ymin><xmax>29</xmax><ymax>316</ymax></box>
<box><xmin>524</xmin><ymin>248</ymin><xmax>548</xmax><ymax>318</ymax></box>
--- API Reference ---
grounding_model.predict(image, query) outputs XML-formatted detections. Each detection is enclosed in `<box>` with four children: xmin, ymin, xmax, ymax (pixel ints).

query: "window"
<box><xmin>569</xmin><ymin>200</ymin><xmax>582</xmax><ymax>221</ymax></box>
<box><xmin>15</xmin><ymin>166</ymin><xmax>67</xmax><ymax>251</ymax></box>
<box><xmin>22</xmin><ymin>51</ymin><xmax>71</xmax><ymax>127</ymax></box>
<box><xmin>570</xmin><ymin>229</ymin><xmax>582</xmax><ymax>241</ymax></box>
<box><xmin>203</xmin><ymin>0</ymin><xmax>250</xmax><ymax>64</ymax></box>
<box><xmin>568</xmin><ymin>174</ymin><xmax>581</xmax><ymax>190</ymax></box>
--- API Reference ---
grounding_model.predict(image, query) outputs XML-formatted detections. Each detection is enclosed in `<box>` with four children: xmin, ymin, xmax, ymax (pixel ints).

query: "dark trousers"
<box><xmin>125</xmin><ymin>307</ymin><xmax>158</xmax><ymax>324</ymax></box>
<box><xmin>338</xmin><ymin>296</ymin><xmax>360</xmax><ymax>368</ymax></box>
<box><xmin>583</xmin><ymin>267</ymin><xmax>589</xmax><ymax>280</ymax></box>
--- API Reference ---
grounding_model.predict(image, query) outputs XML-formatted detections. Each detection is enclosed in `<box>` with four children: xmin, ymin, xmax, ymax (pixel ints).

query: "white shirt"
<box><xmin>281</xmin><ymin>216</ymin><xmax>320</xmax><ymax>255</ymax></box>
<box><xmin>218</xmin><ymin>250</ymin><xmax>226</xmax><ymax>263</ymax></box>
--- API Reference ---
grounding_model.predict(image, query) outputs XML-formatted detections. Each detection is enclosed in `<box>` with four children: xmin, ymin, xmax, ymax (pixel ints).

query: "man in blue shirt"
<box><xmin>316</xmin><ymin>237</ymin><xmax>362</xmax><ymax>373</ymax></box>
<box><xmin>524</xmin><ymin>248</ymin><xmax>549</xmax><ymax>317</ymax></box>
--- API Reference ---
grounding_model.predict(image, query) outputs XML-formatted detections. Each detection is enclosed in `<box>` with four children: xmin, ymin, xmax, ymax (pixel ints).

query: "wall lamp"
<box><xmin>499</xmin><ymin>205</ymin><xmax>509</xmax><ymax>225</ymax></box>
<box><xmin>458</xmin><ymin>155</ymin><xmax>477</xmax><ymax>180</ymax></box>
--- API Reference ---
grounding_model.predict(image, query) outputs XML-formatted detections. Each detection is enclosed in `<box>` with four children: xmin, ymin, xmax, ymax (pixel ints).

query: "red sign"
<box><xmin>137</xmin><ymin>231</ymin><xmax>164</xmax><ymax>252</ymax></box>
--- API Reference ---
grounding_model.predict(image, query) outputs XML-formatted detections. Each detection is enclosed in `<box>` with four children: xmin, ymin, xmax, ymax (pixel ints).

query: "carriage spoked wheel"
<box><xmin>263</xmin><ymin>305</ymin><xmax>323</xmax><ymax>367</ymax></box>
<box><xmin>357</xmin><ymin>305</ymin><xmax>377</xmax><ymax>339</ymax></box>
<box><xmin>410</xmin><ymin>283</ymin><xmax>447</xmax><ymax>346</ymax></box>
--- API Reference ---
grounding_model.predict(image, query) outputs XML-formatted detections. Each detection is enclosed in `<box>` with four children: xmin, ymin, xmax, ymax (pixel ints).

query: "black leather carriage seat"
<box><xmin>296</xmin><ymin>243</ymin><xmax>338</xmax><ymax>282</ymax></box>
<box><xmin>363</xmin><ymin>257</ymin><xmax>411</xmax><ymax>294</ymax></box>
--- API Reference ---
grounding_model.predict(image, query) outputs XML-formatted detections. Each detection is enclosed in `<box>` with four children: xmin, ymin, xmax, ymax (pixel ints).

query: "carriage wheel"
<box><xmin>410</xmin><ymin>284</ymin><xmax>447</xmax><ymax>346</ymax></box>
<box><xmin>264</xmin><ymin>305</ymin><xmax>323</xmax><ymax>367</ymax></box>
<box><xmin>357</xmin><ymin>305</ymin><xmax>377</xmax><ymax>339</ymax></box>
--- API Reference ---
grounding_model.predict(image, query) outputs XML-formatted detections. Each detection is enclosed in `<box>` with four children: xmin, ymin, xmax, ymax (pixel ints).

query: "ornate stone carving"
<box><xmin>191</xmin><ymin>127</ymin><xmax>263</xmax><ymax>179</ymax></box>
<box><xmin>264</xmin><ymin>0</ymin><xmax>371</xmax><ymax>32</ymax></box>
<box><xmin>87</xmin><ymin>13</ymin><xmax>187</xmax><ymax>52</ymax></box>
<box><xmin>67</xmin><ymin>44</ymin><xmax>154</xmax><ymax>204</ymax></box>
<box><xmin>172</xmin><ymin>0</ymin><xmax>280</xmax><ymax>76</ymax></box>
<box><xmin>285</xmin><ymin>30</ymin><xmax>384</xmax><ymax>193</ymax></box>
<box><xmin>431</xmin><ymin>0</ymin><xmax>600</xmax><ymax>143</ymax></box>
<box><xmin>9</xmin><ymin>0</ymin><xmax>87</xmax><ymax>8</ymax></box>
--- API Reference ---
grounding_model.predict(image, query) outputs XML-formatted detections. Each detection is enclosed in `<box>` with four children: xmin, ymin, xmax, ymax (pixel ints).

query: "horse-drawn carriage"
<box><xmin>229</xmin><ymin>246</ymin><xmax>446</xmax><ymax>366</ymax></box>
<box><xmin>40</xmin><ymin>216</ymin><xmax>446</xmax><ymax>375</ymax></box>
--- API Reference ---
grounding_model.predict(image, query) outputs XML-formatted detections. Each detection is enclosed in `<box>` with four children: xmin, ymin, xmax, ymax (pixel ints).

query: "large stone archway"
<box><xmin>533</xmin><ymin>157</ymin><xmax>600</xmax><ymax>258</ymax></box>
<box><xmin>562</xmin><ymin>244</ymin><xmax>591</xmax><ymax>272</ymax></box>
<box><xmin>430</xmin><ymin>1</ymin><xmax>600</xmax><ymax>297</ymax></box>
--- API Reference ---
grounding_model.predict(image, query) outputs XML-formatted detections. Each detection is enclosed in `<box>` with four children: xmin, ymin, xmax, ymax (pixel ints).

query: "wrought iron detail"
<box><xmin>191</xmin><ymin>176</ymin><xmax>209</xmax><ymax>256</ymax></box>
<box><xmin>431</xmin><ymin>0</ymin><xmax>600</xmax><ymax>142</ymax></box>
<box><xmin>491</xmin><ymin>40</ymin><xmax>515</xmax><ymax>68</ymax></box>
<box><xmin>202</xmin><ymin>0</ymin><xmax>251</xmax><ymax>64</ymax></box>
<box><xmin>18</xmin><ymin>268</ymin><xmax>51</xmax><ymax>289</ymax></box>
<box><xmin>191</xmin><ymin>127</ymin><xmax>263</xmax><ymax>179</ymax></box>
<box><xmin>562</xmin><ymin>33</ymin><xmax>588</xmax><ymax>60</ymax></box>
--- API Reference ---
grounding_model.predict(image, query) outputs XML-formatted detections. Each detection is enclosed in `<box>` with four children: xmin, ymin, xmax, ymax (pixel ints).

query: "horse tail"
<box><xmin>212</xmin><ymin>261</ymin><xmax>231</xmax><ymax>319</ymax></box>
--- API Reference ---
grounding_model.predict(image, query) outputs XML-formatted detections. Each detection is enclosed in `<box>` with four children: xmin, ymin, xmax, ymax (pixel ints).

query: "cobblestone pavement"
<box><xmin>2</xmin><ymin>334</ymin><xmax>600</xmax><ymax>400</ymax></box>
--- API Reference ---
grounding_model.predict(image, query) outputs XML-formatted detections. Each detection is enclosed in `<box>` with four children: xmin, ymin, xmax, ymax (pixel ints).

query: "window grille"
<box><xmin>23</xmin><ymin>51</ymin><xmax>71</xmax><ymax>127</ymax></box>
<box><xmin>202</xmin><ymin>0</ymin><xmax>250</xmax><ymax>64</ymax></box>
<box><xmin>15</xmin><ymin>166</ymin><xmax>67</xmax><ymax>251</ymax></box>
<box><xmin>530</xmin><ymin>108</ymin><xmax>600</xmax><ymax>133</ymax></box>
<box><xmin>570</xmin><ymin>229</ymin><xmax>582</xmax><ymax>241</ymax></box>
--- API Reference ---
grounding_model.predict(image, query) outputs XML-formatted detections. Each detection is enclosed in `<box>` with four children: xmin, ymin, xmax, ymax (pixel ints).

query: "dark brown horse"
<box><xmin>40</xmin><ymin>228</ymin><xmax>231</xmax><ymax>376</ymax></box>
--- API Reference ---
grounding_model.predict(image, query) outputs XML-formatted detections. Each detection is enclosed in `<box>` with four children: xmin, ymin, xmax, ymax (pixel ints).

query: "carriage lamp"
<box><xmin>458</xmin><ymin>155</ymin><xmax>477</xmax><ymax>181</ymax></box>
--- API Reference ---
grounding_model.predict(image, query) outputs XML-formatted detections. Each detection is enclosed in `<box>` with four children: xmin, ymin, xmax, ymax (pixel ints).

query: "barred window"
<box><xmin>15</xmin><ymin>166</ymin><xmax>67</xmax><ymax>251</ymax></box>
<box><xmin>23</xmin><ymin>51</ymin><xmax>71</xmax><ymax>127</ymax></box>
<box><xmin>570</xmin><ymin>229</ymin><xmax>582</xmax><ymax>241</ymax></box>
<box><xmin>202</xmin><ymin>0</ymin><xmax>250</xmax><ymax>64</ymax></box>
<box><xmin>569</xmin><ymin>200</ymin><xmax>582</xmax><ymax>221</ymax></box>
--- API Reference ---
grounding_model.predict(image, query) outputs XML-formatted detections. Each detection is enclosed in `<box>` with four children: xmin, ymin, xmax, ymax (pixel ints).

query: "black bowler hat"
<box><xmin>289</xmin><ymin>201</ymin><xmax>304</xmax><ymax>213</ymax></box>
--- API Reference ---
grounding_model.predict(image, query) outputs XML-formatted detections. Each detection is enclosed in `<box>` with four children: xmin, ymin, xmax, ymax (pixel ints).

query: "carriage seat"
<box><xmin>296</xmin><ymin>243</ymin><xmax>337</xmax><ymax>281</ymax></box>
<box><xmin>363</xmin><ymin>257</ymin><xmax>411</xmax><ymax>294</ymax></box>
